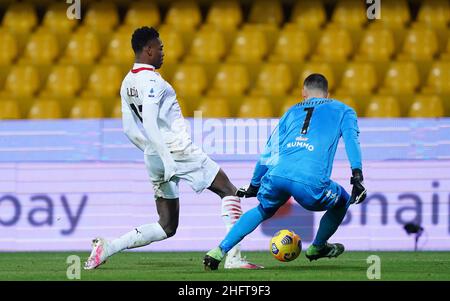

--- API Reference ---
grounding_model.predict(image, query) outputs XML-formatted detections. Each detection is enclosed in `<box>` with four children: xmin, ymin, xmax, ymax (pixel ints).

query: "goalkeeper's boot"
<box><xmin>305</xmin><ymin>243</ymin><xmax>345</xmax><ymax>262</ymax></box>
<box><xmin>203</xmin><ymin>247</ymin><xmax>224</xmax><ymax>271</ymax></box>
<box><xmin>84</xmin><ymin>238</ymin><xmax>110</xmax><ymax>270</ymax></box>
<box><xmin>224</xmin><ymin>249</ymin><xmax>264</xmax><ymax>269</ymax></box>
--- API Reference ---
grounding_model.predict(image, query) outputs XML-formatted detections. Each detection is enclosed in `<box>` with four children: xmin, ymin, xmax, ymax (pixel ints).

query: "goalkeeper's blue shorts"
<box><xmin>257</xmin><ymin>174</ymin><xmax>350</xmax><ymax>214</ymax></box>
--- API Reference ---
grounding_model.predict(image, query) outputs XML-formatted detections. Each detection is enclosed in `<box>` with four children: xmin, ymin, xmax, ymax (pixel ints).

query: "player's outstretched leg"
<box><xmin>221</xmin><ymin>196</ymin><xmax>263</xmax><ymax>269</ymax></box>
<box><xmin>204</xmin><ymin>205</ymin><xmax>270</xmax><ymax>271</ymax></box>
<box><xmin>84</xmin><ymin>197</ymin><xmax>178</xmax><ymax>270</ymax></box>
<box><xmin>84</xmin><ymin>222</ymin><xmax>168</xmax><ymax>270</ymax></box>
<box><xmin>209</xmin><ymin>169</ymin><xmax>263</xmax><ymax>269</ymax></box>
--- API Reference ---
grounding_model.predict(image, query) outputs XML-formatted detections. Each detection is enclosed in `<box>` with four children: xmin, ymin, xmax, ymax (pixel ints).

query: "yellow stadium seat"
<box><xmin>291</xmin><ymin>1</ymin><xmax>326</xmax><ymax>29</ymax></box>
<box><xmin>417</xmin><ymin>0</ymin><xmax>450</xmax><ymax>28</ymax></box>
<box><xmin>209</xmin><ymin>64</ymin><xmax>250</xmax><ymax>97</ymax></box>
<box><xmin>398</xmin><ymin>26</ymin><xmax>439</xmax><ymax>60</ymax></box>
<box><xmin>84</xmin><ymin>65</ymin><xmax>122</xmax><ymax>98</ymax></box>
<box><xmin>206</xmin><ymin>0</ymin><xmax>242</xmax><ymax>31</ymax></box>
<box><xmin>42</xmin><ymin>2</ymin><xmax>79</xmax><ymax>34</ymax></box>
<box><xmin>0</xmin><ymin>29</ymin><xmax>18</xmax><ymax>65</ymax></box>
<box><xmin>238</xmin><ymin>96</ymin><xmax>274</xmax><ymax>118</ymax></box>
<box><xmin>331</xmin><ymin>0</ymin><xmax>367</xmax><ymax>29</ymax></box>
<box><xmin>196</xmin><ymin>97</ymin><xmax>231</xmax><ymax>118</ymax></box>
<box><xmin>248</xmin><ymin>0</ymin><xmax>283</xmax><ymax>26</ymax></box>
<box><xmin>0</xmin><ymin>99</ymin><xmax>20</xmax><ymax>119</ymax></box>
<box><xmin>104</xmin><ymin>31</ymin><xmax>134</xmax><ymax>65</ymax></box>
<box><xmin>172</xmin><ymin>64</ymin><xmax>207</xmax><ymax>98</ymax></box>
<box><xmin>41</xmin><ymin>65</ymin><xmax>81</xmax><ymax>98</ymax></box>
<box><xmin>2</xmin><ymin>3</ymin><xmax>37</xmax><ymax>34</ymax></box>
<box><xmin>299</xmin><ymin>63</ymin><xmax>335</xmax><ymax>91</ymax></box>
<box><xmin>28</xmin><ymin>99</ymin><xmax>62</xmax><ymax>119</ymax></box>
<box><xmin>62</xmin><ymin>27</ymin><xmax>101</xmax><ymax>64</ymax></box>
<box><xmin>124</xmin><ymin>1</ymin><xmax>160</xmax><ymax>28</ymax></box>
<box><xmin>379</xmin><ymin>0</ymin><xmax>411</xmax><ymax>29</ymax></box>
<box><xmin>355</xmin><ymin>27</ymin><xmax>395</xmax><ymax>62</ymax></box>
<box><xmin>365</xmin><ymin>95</ymin><xmax>401</xmax><ymax>118</ymax></box>
<box><xmin>338</xmin><ymin>63</ymin><xmax>377</xmax><ymax>95</ymax></box>
<box><xmin>409</xmin><ymin>95</ymin><xmax>444</xmax><ymax>117</ymax></box>
<box><xmin>423</xmin><ymin>61</ymin><xmax>450</xmax><ymax>93</ymax></box>
<box><xmin>158</xmin><ymin>26</ymin><xmax>185</xmax><ymax>63</ymax></box>
<box><xmin>165</xmin><ymin>0</ymin><xmax>201</xmax><ymax>31</ymax></box>
<box><xmin>187</xmin><ymin>29</ymin><xmax>226</xmax><ymax>63</ymax></box>
<box><xmin>280</xmin><ymin>96</ymin><xmax>301</xmax><ymax>116</ymax></box>
<box><xmin>3</xmin><ymin>65</ymin><xmax>39</xmax><ymax>97</ymax></box>
<box><xmin>228</xmin><ymin>29</ymin><xmax>268</xmax><ymax>62</ymax></box>
<box><xmin>21</xmin><ymin>30</ymin><xmax>59</xmax><ymax>64</ymax></box>
<box><xmin>270</xmin><ymin>27</ymin><xmax>310</xmax><ymax>63</ymax></box>
<box><xmin>70</xmin><ymin>99</ymin><xmax>104</xmax><ymax>119</ymax></box>
<box><xmin>252</xmin><ymin>64</ymin><xmax>293</xmax><ymax>97</ymax></box>
<box><xmin>380</xmin><ymin>62</ymin><xmax>419</xmax><ymax>94</ymax></box>
<box><xmin>331</xmin><ymin>94</ymin><xmax>359</xmax><ymax>113</ymax></box>
<box><xmin>84</xmin><ymin>2</ymin><xmax>119</xmax><ymax>32</ymax></box>
<box><xmin>312</xmin><ymin>26</ymin><xmax>353</xmax><ymax>62</ymax></box>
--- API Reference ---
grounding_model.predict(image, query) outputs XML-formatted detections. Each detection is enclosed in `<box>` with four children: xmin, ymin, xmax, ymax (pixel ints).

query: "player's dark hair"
<box><xmin>303</xmin><ymin>73</ymin><xmax>328</xmax><ymax>93</ymax></box>
<box><xmin>131</xmin><ymin>26</ymin><xmax>159</xmax><ymax>54</ymax></box>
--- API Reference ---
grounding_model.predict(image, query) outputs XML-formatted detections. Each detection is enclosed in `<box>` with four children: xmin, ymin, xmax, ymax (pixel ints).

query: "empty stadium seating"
<box><xmin>196</xmin><ymin>97</ymin><xmax>231</xmax><ymax>118</ymax></box>
<box><xmin>365</xmin><ymin>95</ymin><xmax>401</xmax><ymax>118</ymax></box>
<box><xmin>409</xmin><ymin>95</ymin><xmax>445</xmax><ymax>117</ymax></box>
<box><xmin>0</xmin><ymin>0</ymin><xmax>448</xmax><ymax>119</ymax></box>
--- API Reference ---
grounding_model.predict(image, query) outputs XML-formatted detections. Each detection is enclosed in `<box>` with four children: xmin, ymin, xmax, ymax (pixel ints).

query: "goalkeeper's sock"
<box><xmin>312</xmin><ymin>193</ymin><xmax>350</xmax><ymax>246</ymax></box>
<box><xmin>221</xmin><ymin>196</ymin><xmax>243</xmax><ymax>257</ymax></box>
<box><xmin>219</xmin><ymin>205</ymin><xmax>268</xmax><ymax>253</ymax></box>
<box><xmin>107</xmin><ymin>223</ymin><xmax>167</xmax><ymax>256</ymax></box>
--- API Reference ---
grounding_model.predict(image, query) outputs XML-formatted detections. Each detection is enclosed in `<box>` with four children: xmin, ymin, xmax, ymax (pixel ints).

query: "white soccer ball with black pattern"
<box><xmin>270</xmin><ymin>229</ymin><xmax>302</xmax><ymax>262</ymax></box>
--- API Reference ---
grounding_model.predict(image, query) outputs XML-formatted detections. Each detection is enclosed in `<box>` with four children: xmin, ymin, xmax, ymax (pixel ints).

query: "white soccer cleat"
<box><xmin>224</xmin><ymin>256</ymin><xmax>264</xmax><ymax>270</ymax></box>
<box><xmin>84</xmin><ymin>238</ymin><xmax>109</xmax><ymax>270</ymax></box>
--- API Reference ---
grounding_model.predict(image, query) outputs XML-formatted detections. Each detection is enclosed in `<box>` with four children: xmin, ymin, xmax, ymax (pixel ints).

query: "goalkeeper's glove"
<box><xmin>236</xmin><ymin>184</ymin><xmax>260</xmax><ymax>198</ymax></box>
<box><xmin>350</xmin><ymin>168</ymin><xmax>367</xmax><ymax>204</ymax></box>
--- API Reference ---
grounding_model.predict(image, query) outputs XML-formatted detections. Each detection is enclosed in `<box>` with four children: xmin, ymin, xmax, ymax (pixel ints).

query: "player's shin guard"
<box><xmin>221</xmin><ymin>196</ymin><xmax>243</xmax><ymax>258</ymax></box>
<box><xmin>108</xmin><ymin>223</ymin><xmax>168</xmax><ymax>256</ymax></box>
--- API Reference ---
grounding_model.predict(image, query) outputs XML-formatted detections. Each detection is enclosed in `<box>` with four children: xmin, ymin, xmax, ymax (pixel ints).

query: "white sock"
<box><xmin>221</xmin><ymin>196</ymin><xmax>242</xmax><ymax>258</ymax></box>
<box><xmin>107</xmin><ymin>223</ymin><xmax>167</xmax><ymax>256</ymax></box>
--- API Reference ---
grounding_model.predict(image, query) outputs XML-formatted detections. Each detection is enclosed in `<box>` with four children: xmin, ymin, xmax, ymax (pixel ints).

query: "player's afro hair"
<box><xmin>131</xmin><ymin>26</ymin><xmax>159</xmax><ymax>54</ymax></box>
<box><xmin>303</xmin><ymin>73</ymin><xmax>328</xmax><ymax>93</ymax></box>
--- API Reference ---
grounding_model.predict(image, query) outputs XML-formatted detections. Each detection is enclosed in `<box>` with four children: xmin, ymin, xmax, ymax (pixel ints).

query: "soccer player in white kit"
<box><xmin>84</xmin><ymin>26</ymin><xmax>262</xmax><ymax>270</ymax></box>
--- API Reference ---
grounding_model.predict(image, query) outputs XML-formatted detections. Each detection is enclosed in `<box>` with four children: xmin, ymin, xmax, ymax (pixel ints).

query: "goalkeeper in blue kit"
<box><xmin>204</xmin><ymin>74</ymin><xmax>367</xmax><ymax>270</ymax></box>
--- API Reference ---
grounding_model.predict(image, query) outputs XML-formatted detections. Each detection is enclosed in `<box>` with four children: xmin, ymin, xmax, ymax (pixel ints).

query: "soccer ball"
<box><xmin>270</xmin><ymin>229</ymin><xmax>302</xmax><ymax>262</ymax></box>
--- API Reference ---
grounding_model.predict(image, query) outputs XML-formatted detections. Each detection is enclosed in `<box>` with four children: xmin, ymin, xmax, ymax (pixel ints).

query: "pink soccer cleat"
<box><xmin>84</xmin><ymin>238</ymin><xmax>109</xmax><ymax>270</ymax></box>
<box><xmin>224</xmin><ymin>256</ymin><xmax>264</xmax><ymax>269</ymax></box>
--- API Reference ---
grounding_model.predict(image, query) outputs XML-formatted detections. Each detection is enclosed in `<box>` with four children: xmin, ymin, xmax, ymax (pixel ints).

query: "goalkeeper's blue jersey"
<box><xmin>251</xmin><ymin>97</ymin><xmax>362</xmax><ymax>188</ymax></box>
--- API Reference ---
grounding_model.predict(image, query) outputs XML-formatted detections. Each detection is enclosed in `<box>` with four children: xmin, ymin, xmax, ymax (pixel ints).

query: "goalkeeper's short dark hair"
<box><xmin>131</xmin><ymin>26</ymin><xmax>159</xmax><ymax>54</ymax></box>
<box><xmin>303</xmin><ymin>73</ymin><xmax>328</xmax><ymax>93</ymax></box>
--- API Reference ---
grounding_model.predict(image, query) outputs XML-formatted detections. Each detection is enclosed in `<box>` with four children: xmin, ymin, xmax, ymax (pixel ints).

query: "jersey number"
<box><xmin>130</xmin><ymin>104</ymin><xmax>143</xmax><ymax>122</ymax></box>
<box><xmin>301</xmin><ymin>107</ymin><xmax>314</xmax><ymax>135</ymax></box>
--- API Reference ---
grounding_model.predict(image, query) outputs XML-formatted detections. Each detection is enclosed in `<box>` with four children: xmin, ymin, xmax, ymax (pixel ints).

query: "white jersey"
<box><xmin>120</xmin><ymin>63</ymin><xmax>192</xmax><ymax>154</ymax></box>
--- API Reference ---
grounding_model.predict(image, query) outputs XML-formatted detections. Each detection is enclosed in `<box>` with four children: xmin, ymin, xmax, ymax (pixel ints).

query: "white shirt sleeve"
<box><xmin>121</xmin><ymin>96</ymin><xmax>147</xmax><ymax>152</ymax></box>
<box><xmin>141</xmin><ymin>77</ymin><xmax>177</xmax><ymax>182</ymax></box>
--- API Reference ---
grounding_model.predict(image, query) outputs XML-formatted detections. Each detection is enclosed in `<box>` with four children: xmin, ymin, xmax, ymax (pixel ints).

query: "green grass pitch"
<box><xmin>1</xmin><ymin>251</ymin><xmax>449</xmax><ymax>281</ymax></box>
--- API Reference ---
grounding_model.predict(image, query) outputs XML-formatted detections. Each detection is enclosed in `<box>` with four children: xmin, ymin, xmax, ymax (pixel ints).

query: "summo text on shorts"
<box><xmin>177</xmin><ymin>285</ymin><xmax>270</xmax><ymax>297</ymax></box>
